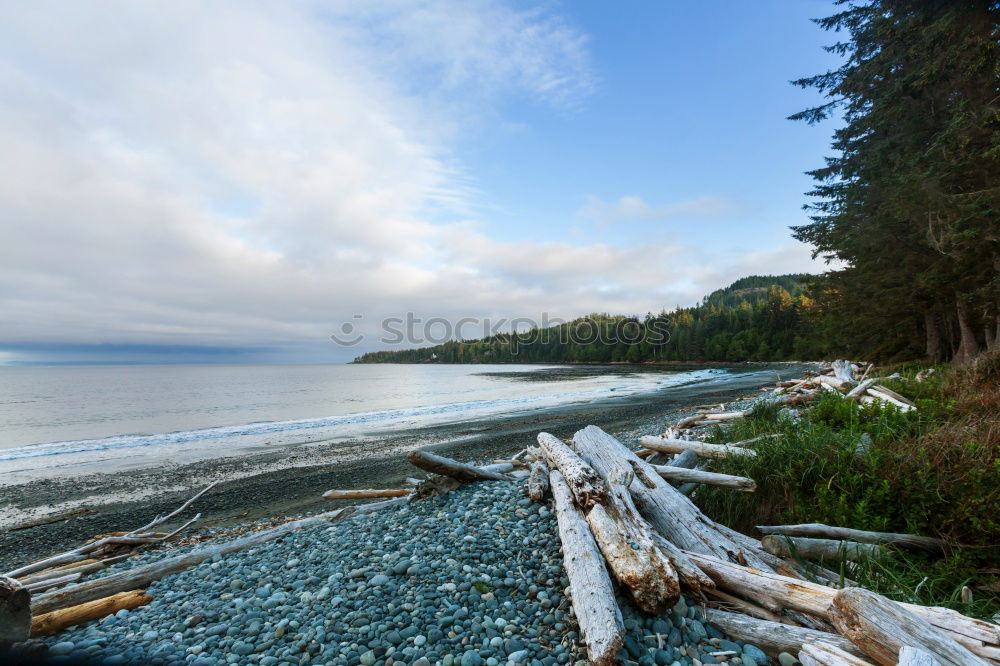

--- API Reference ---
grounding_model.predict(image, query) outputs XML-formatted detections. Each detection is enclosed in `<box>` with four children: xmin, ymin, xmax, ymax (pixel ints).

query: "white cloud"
<box><xmin>0</xmin><ymin>1</ymin><xmax>822</xmax><ymax>362</ymax></box>
<box><xmin>579</xmin><ymin>194</ymin><xmax>737</xmax><ymax>226</ymax></box>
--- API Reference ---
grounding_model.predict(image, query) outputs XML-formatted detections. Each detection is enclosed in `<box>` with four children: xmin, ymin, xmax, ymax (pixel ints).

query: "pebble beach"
<box><xmin>29</xmin><ymin>480</ymin><xmax>772</xmax><ymax>666</ymax></box>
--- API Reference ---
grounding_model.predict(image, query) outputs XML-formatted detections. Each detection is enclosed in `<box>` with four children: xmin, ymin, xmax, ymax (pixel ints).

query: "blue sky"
<box><xmin>0</xmin><ymin>1</ymin><xmax>842</xmax><ymax>364</ymax></box>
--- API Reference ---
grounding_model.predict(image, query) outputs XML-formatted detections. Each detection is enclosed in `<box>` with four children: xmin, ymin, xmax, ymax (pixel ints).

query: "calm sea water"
<box><xmin>0</xmin><ymin>363</ymin><xmax>754</xmax><ymax>480</ymax></box>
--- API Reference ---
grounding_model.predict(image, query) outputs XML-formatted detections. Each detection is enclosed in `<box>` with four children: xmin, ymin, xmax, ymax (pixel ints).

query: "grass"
<box><xmin>693</xmin><ymin>357</ymin><xmax>1000</xmax><ymax>619</ymax></box>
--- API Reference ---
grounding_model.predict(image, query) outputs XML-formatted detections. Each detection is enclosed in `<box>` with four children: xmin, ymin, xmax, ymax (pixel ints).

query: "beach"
<box><xmin>0</xmin><ymin>363</ymin><xmax>811</xmax><ymax>571</ymax></box>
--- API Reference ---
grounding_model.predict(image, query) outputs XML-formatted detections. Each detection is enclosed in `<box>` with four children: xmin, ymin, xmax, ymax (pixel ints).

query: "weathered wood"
<box><xmin>322</xmin><ymin>488</ymin><xmax>411</xmax><ymax>500</ymax></box>
<box><xmin>31</xmin><ymin>500</ymin><xmax>401</xmax><ymax>615</ymax></box>
<box><xmin>705</xmin><ymin>587</ymin><xmax>786</xmax><ymax>624</ymax></box>
<box><xmin>536</xmin><ymin>432</ymin><xmax>607</xmax><ymax>510</ymax></box>
<box><xmin>799</xmin><ymin>641</ymin><xmax>876</xmax><ymax>666</ymax></box>
<box><xmin>762</xmin><ymin>536</ymin><xmax>883</xmax><ymax>562</ymax></box>
<box><xmin>25</xmin><ymin>573</ymin><xmax>82</xmax><ymax>593</ymax></box>
<box><xmin>405</xmin><ymin>450</ymin><xmax>513</xmax><ymax>482</ymax></box>
<box><xmin>830</xmin><ymin>588</ymin><xmax>986</xmax><ymax>666</ymax></box>
<box><xmin>696</xmin><ymin>410</ymin><xmax>746</xmax><ymax>421</ymax></box>
<box><xmin>845</xmin><ymin>378</ymin><xmax>877</xmax><ymax>399</ymax></box>
<box><xmin>651</xmin><ymin>465</ymin><xmax>756</xmax><ymax>492</ymax></box>
<box><xmin>897</xmin><ymin>647</ymin><xmax>943</xmax><ymax>666</ymax></box>
<box><xmin>573</xmin><ymin>426</ymin><xmax>774</xmax><ymax>571</ymax></box>
<box><xmin>549</xmin><ymin>470</ymin><xmax>624</xmax><ymax>666</ymax></box>
<box><xmin>866</xmin><ymin>387</ymin><xmax>917</xmax><ymax>412</ymax></box>
<box><xmin>526</xmin><ymin>459</ymin><xmax>550</xmax><ymax>503</ymax></box>
<box><xmin>703</xmin><ymin>608</ymin><xmax>863</xmax><ymax>657</ymax></box>
<box><xmin>31</xmin><ymin>590</ymin><xmax>153</xmax><ymax>637</ymax></box>
<box><xmin>1</xmin><ymin>576</ymin><xmax>31</xmax><ymax>646</ymax></box>
<box><xmin>639</xmin><ymin>436</ymin><xmax>756</xmax><ymax>459</ymax></box>
<box><xmin>648</xmin><ymin>532</ymin><xmax>715</xmax><ymax>595</ymax></box>
<box><xmin>757</xmin><ymin>524</ymin><xmax>944</xmax><ymax>553</ymax></box>
<box><xmin>831</xmin><ymin>360</ymin><xmax>856</xmax><ymax>384</ymax></box>
<box><xmin>668</xmin><ymin>449</ymin><xmax>699</xmax><ymax>469</ymax></box>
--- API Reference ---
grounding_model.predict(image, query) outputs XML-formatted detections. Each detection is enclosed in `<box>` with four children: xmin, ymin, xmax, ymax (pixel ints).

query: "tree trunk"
<box><xmin>548</xmin><ymin>470</ymin><xmax>624</xmax><ymax>666</ymax></box>
<box><xmin>756</xmin><ymin>524</ymin><xmax>944</xmax><ymax>553</ymax></box>
<box><xmin>703</xmin><ymin>608</ymin><xmax>862</xmax><ymax>657</ymax></box>
<box><xmin>31</xmin><ymin>590</ymin><xmax>153</xmax><ymax>637</ymax></box>
<box><xmin>925</xmin><ymin>311</ymin><xmax>943</xmax><ymax>362</ymax></box>
<box><xmin>761</xmin><ymin>536</ymin><xmax>882</xmax><ymax>562</ymax></box>
<box><xmin>405</xmin><ymin>450</ymin><xmax>513</xmax><ymax>482</ymax></box>
<box><xmin>573</xmin><ymin>426</ymin><xmax>774</xmax><ymax>571</ymax></box>
<box><xmin>1</xmin><ymin>576</ymin><xmax>31</xmax><ymax>647</ymax></box>
<box><xmin>830</xmin><ymin>588</ymin><xmax>986</xmax><ymax>666</ymax></box>
<box><xmin>956</xmin><ymin>296</ymin><xmax>980</xmax><ymax>363</ymax></box>
<box><xmin>536</xmin><ymin>432</ymin><xmax>607</xmax><ymax>510</ymax></box>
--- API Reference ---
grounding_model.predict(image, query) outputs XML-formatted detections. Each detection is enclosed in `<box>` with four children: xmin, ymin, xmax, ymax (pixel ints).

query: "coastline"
<box><xmin>0</xmin><ymin>363</ymin><xmax>811</xmax><ymax>570</ymax></box>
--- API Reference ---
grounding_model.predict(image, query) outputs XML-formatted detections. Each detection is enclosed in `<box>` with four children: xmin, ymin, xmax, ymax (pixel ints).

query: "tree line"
<box><xmin>353</xmin><ymin>275</ymin><xmax>838</xmax><ymax>364</ymax></box>
<box><xmin>791</xmin><ymin>0</ymin><xmax>999</xmax><ymax>363</ymax></box>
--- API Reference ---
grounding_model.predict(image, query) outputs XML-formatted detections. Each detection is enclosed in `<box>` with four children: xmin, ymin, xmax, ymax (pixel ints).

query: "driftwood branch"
<box><xmin>31</xmin><ymin>590</ymin><xmax>153</xmax><ymax>637</ymax></box>
<box><xmin>405</xmin><ymin>450</ymin><xmax>513</xmax><ymax>482</ymax></box>
<box><xmin>639</xmin><ymin>436</ymin><xmax>756</xmax><ymax>459</ymax></box>
<box><xmin>322</xmin><ymin>488</ymin><xmax>411</xmax><ymax>500</ymax></box>
<box><xmin>762</xmin><ymin>535</ymin><xmax>883</xmax><ymax>562</ymax></box>
<box><xmin>651</xmin><ymin>464</ymin><xmax>756</xmax><ymax>492</ymax></box>
<box><xmin>703</xmin><ymin>608</ymin><xmax>862</xmax><ymax>657</ymax></box>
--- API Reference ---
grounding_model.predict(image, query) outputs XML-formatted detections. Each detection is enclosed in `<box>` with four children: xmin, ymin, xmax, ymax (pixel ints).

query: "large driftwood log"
<box><xmin>322</xmin><ymin>488</ymin><xmax>411</xmax><ymax>500</ymax></box>
<box><xmin>1</xmin><ymin>576</ymin><xmax>31</xmax><ymax>646</ymax></box>
<box><xmin>830</xmin><ymin>588</ymin><xmax>986</xmax><ymax>666</ymax></box>
<box><xmin>572</xmin><ymin>426</ymin><xmax>774</xmax><ymax>571</ymax></box>
<box><xmin>799</xmin><ymin>641</ymin><xmax>876</xmax><ymax>666</ymax></box>
<box><xmin>639</xmin><ymin>436</ymin><xmax>756</xmax><ymax>459</ymax></box>
<box><xmin>549</xmin><ymin>471</ymin><xmax>624</xmax><ymax>666</ymax></box>
<box><xmin>405</xmin><ymin>450</ymin><xmax>513</xmax><ymax>482</ymax></box>
<box><xmin>526</xmin><ymin>459</ymin><xmax>550</xmax><ymax>503</ymax></box>
<box><xmin>703</xmin><ymin>609</ymin><xmax>862</xmax><ymax>657</ymax></box>
<box><xmin>31</xmin><ymin>499</ymin><xmax>403</xmax><ymax>615</ymax></box>
<box><xmin>651</xmin><ymin>465</ymin><xmax>756</xmax><ymax>492</ymax></box>
<box><xmin>536</xmin><ymin>432</ymin><xmax>607</xmax><ymax>510</ymax></box>
<box><xmin>31</xmin><ymin>590</ymin><xmax>153</xmax><ymax>637</ymax></box>
<box><xmin>757</xmin><ymin>524</ymin><xmax>944</xmax><ymax>553</ymax></box>
<box><xmin>762</xmin><ymin>536</ymin><xmax>882</xmax><ymax>562</ymax></box>
<box><xmin>897</xmin><ymin>647</ymin><xmax>943</xmax><ymax>666</ymax></box>
<box><xmin>684</xmin><ymin>551</ymin><xmax>999</xmax><ymax>660</ymax></box>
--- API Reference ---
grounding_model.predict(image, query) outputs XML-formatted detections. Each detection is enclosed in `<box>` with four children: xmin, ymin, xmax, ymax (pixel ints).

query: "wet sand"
<box><xmin>0</xmin><ymin>363</ymin><xmax>810</xmax><ymax>569</ymax></box>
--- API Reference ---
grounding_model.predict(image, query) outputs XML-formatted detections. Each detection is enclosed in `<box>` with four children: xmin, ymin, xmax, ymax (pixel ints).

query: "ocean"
<box><xmin>0</xmin><ymin>363</ymin><xmax>770</xmax><ymax>481</ymax></box>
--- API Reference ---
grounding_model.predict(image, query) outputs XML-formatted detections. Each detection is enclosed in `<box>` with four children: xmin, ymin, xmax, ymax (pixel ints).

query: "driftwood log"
<box><xmin>762</xmin><ymin>536</ymin><xmax>882</xmax><ymax>562</ymax></box>
<box><xmin>639</xmin><ymin>436</ymin><xmax>756</xmax><ymax>459</ymax></box>
<box><xmin>549</xmin><ymin>470</ymin><xmax>623</xmax><ymax>666</ymax></box>
<box><xmin>322</xmin><ymin>488</ymin><xmax>411</xmax><ymax>500</ymax></box>
<box><xmin>31</xmin><ymin>590</ymin><xmax>153</xmax><ymax>637</ymax></box>
<box><xmin>830</xmin><ymin>588</ymin><xmax>986</xmax><ymax>666</ymax></box>
<box><xmin>1</xmin><ymin>576</ymin><xmax>31</xmax><ymax>646</ymax></box>
<box><xmin>898</xmin><ymin>647</ymin><xmax>943</xmax><ymax>666</ymax></box>
<box><xmin>536</xmin><ymin>432</ymin><xmax>607</xmax><ymax>509</ymax></box>
<box><xmin>799</xmin><ymin>641</ymin><xmax>876</xmax><ymax>666</ymax></box>
<box><xmin>526</xmin><ymin>459</ymin><xmax>550</xmax><ymax>503</ymax></box>
<box><xmin>703</xmin><ymin>608</ymin><xmax>862</xmax><ymax>657</ymax></box>
<box><xmin>651</xmin><ymin>465</ymin><xmax>756</xmax><ymax>492</ymax></box>
<box><xmin>573</xmin><ymin>426</ymin><xmax>774</xmax><ymax>571</ymax></box>
<box><xmin>405</xmin><ymin>450</ymin><xmax>513</xmax><ymax>482</ymax></box>
<box><xmin>757</xmin><ymin>524</ymin><xmax>944</xmax><ymax>553</ymax></box>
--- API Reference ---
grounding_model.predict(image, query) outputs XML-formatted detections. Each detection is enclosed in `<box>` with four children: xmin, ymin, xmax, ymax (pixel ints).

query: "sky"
<box><xmin>0</xmin><ymin>0</ymin><xmax>843</xmax><ymax>365</ymax></box>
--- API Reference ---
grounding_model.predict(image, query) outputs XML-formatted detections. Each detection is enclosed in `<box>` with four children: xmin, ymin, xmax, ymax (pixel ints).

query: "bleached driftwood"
<box><xmin>704</xmin><ymin>587</ymin><xmax>786</xmax><ymax>623</ymax></box>
<box><xmin>757</xmin><ymin>524</ymin><xmax>944</xmax><ymax>553</ymax></box>
<box><xmin>549</xmin><ymin>470</ymin><xmax>623</xmax><ymax>666</ymax></box>
<box><xmin>526</xmin><ymin>459</ymin><xmax>550</xmax><ymax>503</ymax></box>
<box><xmin>683</xmin><ymin>551</ymin><xmax>1000</xmax><ymax>661</ymax></box>
<box><xmin>25</xmin><ymin>572</ymin><xmax>82</xmax><ymax>593</ymax></box>
<box><xmin>639</xmin><ymin>436</ymin><xmax>756</xmax><ymax>459</ymax></box>
<box><xmin>651</xmin><ymin>465</ymin><xmax>756</xmax><ymax>492</ymax></box>
<box><xmin>897</xmin><ymin>647</ymin><xmax>943</xmax><ymax>666</ymax></box>
<box><xmin>30</xmin><ymin>499</ymin><xmax>403</xmax><ymax>615</ymax></box>
<box><xmin>573</xmin><ymin>426</ymin><xmax>774</xmax><ymax>571</ymax></box>
<box><xmin>696</xmin><ymin>410</ymin><xmax>746</xmax><ymax>421</ymax></box>
<box><xmin>799</xmin><ymin>641</ymin><xmax>876</xmax><ymax>666</ymax></box>
<box><xmin>405</xmin><ymin>450</ymin><xmax>513</xmax><ymax>482</ymax></box>
<box><xmin>31</xmin><ymin>590</ymin><xmax>153</xmax><ymax>637</ymax></box>
<box><xmin>703</xmin><ymin>608</ymin><xmax>862</xmax><ymax>657</ymax></box>
<box><xmin>537</xmin><ymin>432</ymin><xmax>607</xmax><ymax>510</ymax></box>
<box><xmin>4</xmin><ymin>483</ymin><xmax>217</xmax><ymax>580</ymax></box>
<box><xmin>845</xmin><ymin>378</ymin><xmax>878</xmax><ymax>399</ymax></box>
<box><xmin>831</xmin><ymin>360</ymin><xmax>856</xmax><ymax>384</ymax></box>
<box><xmin>1</xmin><ymin>576</ymin><xmax>31</xmax><ymax>646</ymax></box>
<box><xmin>322</xmin><ymin>488</ymin><xmax>411</xmax><ymax>500</ymax></box>
<box><xmin>866</xmin><ymin>387</ymin><xmax>916</xmax><ymax>412</ymax></box>
<box><xmin>762</xmin><ymin>536</ymin><xmax>883</xmax><ymax>562</ymax></box>
<box><xmin>830</xmin><ymin>588</ymin><xmax>985</xmax><ymax>666</ymax></box>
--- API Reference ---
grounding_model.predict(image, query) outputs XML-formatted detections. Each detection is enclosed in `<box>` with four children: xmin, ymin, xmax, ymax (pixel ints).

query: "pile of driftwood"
<box><xmin>763</xmin><ymin>360</ymin><xmax>918</xmax><ymax>413</ymax></box>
